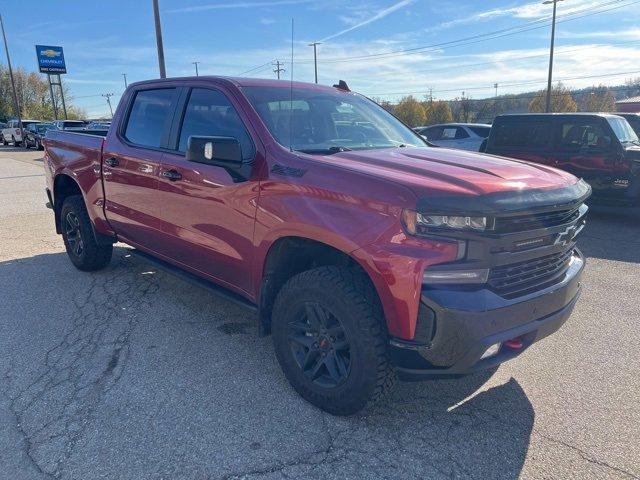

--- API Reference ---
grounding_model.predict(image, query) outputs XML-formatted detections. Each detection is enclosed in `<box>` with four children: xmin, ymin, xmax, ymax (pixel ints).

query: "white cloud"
<box><xmin>260</xmin><ymin>18</ymin><xmax>277</xmax><ymax>25</ymax></box>
<box><xmin>168</xmin><ymin>0</ymin><xmax>312</xmax><ymax>13</ymax></box>
<box><xmin>320</xmin><ymin>0</ymin><xmax>415</xmax><ymax>42</ymax></box>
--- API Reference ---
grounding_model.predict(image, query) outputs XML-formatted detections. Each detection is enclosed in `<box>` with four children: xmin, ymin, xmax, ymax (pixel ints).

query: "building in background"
<box><xmin>616</xmin><ymin>96</ymin><xmax>640</xmax><ymax>113</ymax></box>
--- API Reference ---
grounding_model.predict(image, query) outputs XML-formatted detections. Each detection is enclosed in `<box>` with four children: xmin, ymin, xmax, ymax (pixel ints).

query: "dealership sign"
<box><xmin>35</xmin><ymin>45</ymin><xmax>66</xmax><ymax>74</ymax></box>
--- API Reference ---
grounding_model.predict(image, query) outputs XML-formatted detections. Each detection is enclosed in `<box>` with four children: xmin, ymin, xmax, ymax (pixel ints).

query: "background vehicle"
<box><xmin>2</xmin><ymin>119</ymin><xmax>40</xmax><ymax>146</ymax></box>
<box><xmin>43</xmin><ymin>77</ymin><xmax>588</xmax><ymax>415</ymax></box>
<box><xmin>617</xmin><ymin>113</ymin><xmax>640</xmax><ymax>136</ymax></box>
<box><xmin>414</xmin><ymin>123</ymin><xmax>491</xmax><ymax>151</ymax></box>
<box><xmin>86</xmin><ymin>121</ymin><xmax>111</xmax><ymax>130</ymax></box>
<box><xmin>52</xmin><ymin>120</ymin><xmax>87</xmax><ymax>131</ymax></box>
<box><xmin>485</xmin><ymin>113</ymin><xmax>640</xmax><ymax>203</ymax></box>
<box><xmin>23</xmin><ymin>122</ymin><xmax>54</xmax><ymax>150</ymax></box>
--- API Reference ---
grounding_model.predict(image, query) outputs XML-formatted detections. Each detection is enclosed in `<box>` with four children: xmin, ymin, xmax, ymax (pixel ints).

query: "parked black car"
<box><xmin>483</xmin><ymin>113</ymin><xmax>640</xmax><ymax>203</ymax></box>
<box><xmin>23</xmin><ymin>122</ymin><xmax>54</xmax><ymax>150</ymax></box>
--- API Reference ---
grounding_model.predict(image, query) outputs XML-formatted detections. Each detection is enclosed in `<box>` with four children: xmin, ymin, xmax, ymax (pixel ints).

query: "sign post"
<box><xmin>35</xmin><ymin>45</ymin><xmax>68</xmax><ymax>120</ymax></box>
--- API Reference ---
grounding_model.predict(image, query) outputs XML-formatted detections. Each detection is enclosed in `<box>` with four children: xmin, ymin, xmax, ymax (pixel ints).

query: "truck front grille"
<box><xmin>488</xmin><ymin>249</ymin><xmax>574</xmax><ymax>298</ymax></box>
<box><xmin>494</xmin><ymin>207</ymin><xmax>580</xmax><ymax>233</ymax></box>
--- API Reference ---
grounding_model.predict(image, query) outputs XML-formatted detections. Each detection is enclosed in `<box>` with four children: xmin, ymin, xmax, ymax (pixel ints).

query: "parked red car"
<box><xmin>484</xmin><ymin>113</ymin><xmax>640</xmax><ymax>203</ymax></box>
<box><xmin>43</xmin><ymin>77</ymin><xmax>589</xmax><ymax>414</ymax></box>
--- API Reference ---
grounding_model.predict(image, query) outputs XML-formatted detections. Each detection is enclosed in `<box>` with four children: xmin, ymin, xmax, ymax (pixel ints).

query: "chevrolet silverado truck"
<box><xmin>43</xmin><ymin>77</ymin><xmax>590</xmax><ymax>415</ymax></box>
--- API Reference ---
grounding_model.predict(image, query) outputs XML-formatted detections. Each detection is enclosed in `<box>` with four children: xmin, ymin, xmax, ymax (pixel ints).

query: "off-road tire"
<box><xmin>272</xmin><ymin>266</ymin><xmax>395</xmax><ymax>416</ymax></box>
<box><xmin>61</xmin><ymin>195</ymin><xmax>112</xmax><ymax>271</ymax></box>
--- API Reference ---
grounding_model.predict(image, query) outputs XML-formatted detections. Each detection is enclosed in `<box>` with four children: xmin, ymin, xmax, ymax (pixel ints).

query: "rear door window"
<box><xmin>124</xmin><ymin>88</ymin><xmax>176</xmax><ymax>148</ymax></box>
<box><xmin>493</xmin><ymin>120</ymin><xmax>552</xmax><ymax>148</ymax></box>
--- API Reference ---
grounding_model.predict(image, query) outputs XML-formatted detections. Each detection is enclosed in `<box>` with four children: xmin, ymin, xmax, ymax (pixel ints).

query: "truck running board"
<box><xmin>130</xmin><ymin>249</ymin><xmax>259</xmax><ymax>314</ymax></box>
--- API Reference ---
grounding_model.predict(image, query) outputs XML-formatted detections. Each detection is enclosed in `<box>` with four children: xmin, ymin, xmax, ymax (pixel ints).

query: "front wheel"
<box><xmin>272</xmin><ymin>266</ymin><xmax>395</xmax><ymax>416</ymax></box>
<box><xmin>23</xmin><ymin>137</ymin><xmax>29</xmax><ymax>149</ymax></box>
<box><xmin>60</xmin><ymin>195</ymin><xmax>112</xmax><ymax>271</ymax></box>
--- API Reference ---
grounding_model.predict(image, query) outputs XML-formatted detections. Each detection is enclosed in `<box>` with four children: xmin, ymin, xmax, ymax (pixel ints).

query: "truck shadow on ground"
<box><xmin>579</xmin><ymin>205</ymin><xmax>640</xmax><ymax>263</ymax></box>
<box><xmin>1</xmin><ymin>248</ymin><xmax>533</xmax><ymax>479</ymax></box>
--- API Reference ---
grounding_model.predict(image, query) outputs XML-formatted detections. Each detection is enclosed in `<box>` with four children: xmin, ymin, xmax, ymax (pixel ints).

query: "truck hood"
<box><xmin>316</xmin><ymin>146</ymin><xmax>579</xmax><ymax>198</ymax></box>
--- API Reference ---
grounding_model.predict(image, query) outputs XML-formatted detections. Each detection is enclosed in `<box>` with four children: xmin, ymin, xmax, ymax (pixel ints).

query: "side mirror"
<box><xmin>186</xmin><ymin>136</ymin><xmax>243</xmax><ymax>167</ymax></box>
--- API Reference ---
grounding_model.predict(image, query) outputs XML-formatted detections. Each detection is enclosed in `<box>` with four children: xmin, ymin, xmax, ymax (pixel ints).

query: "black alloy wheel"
<box><xmin>288</xmin><ymin>302</ymin><xmax>351</xmax><ymax>388</ymax></box>
<box><xmin>64</xmin><ymin>211</ymin><xmax>84</xmax><ymax>258</ymax></box>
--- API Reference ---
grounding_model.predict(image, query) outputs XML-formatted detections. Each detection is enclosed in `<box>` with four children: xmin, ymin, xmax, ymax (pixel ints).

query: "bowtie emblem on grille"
<box><xmin>554</xmin><ymin>225</ymin><xmax>577</xmax><ymax>247</ymax></box>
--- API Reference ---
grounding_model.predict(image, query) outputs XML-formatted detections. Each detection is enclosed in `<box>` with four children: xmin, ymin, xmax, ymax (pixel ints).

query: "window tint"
<box><xmin>469</xmin><ymin>126</ymin><xmax>491</xmax><ymax>138</ymax></box>
<box><xmin>178</xmin><ymin>88</ymin><xmax>254</xmax><ymax>159</ymax></box>
<box><xmin>493</xmin><ymin>120</ymin><xmax>552</xmax><ymax>148</ymax></box>
<box><xmin>424</xmin><ymin>126</ymin><xmax>443</xmax><ymax>141</ymax></box>
<box><xmin>559</xmin><ymin>119</ymin><xmax>610</xmax><ymax>149</ymax></box>
<box><xmin>124</xmin><ymin>88</ymin><xmax>175</xmax><ymax>148</ymax></box>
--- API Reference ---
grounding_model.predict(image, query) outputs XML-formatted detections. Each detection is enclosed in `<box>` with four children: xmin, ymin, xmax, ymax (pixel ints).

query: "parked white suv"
<box><xmin>414</xmin><ymin>123</ymin><xmax>491</xmax><ymax>151</ymax></box>
<box><xmin>2</xmin><ymin>119</ymin><xmax>40</xmax><ymax>146</ymax></box>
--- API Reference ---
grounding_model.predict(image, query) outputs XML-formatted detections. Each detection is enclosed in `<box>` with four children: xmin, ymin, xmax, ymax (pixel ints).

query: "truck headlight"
<box><xmin>402</xmin><ymin>210</ymin><xmax>489</xmax><ymax>234</ymax></box>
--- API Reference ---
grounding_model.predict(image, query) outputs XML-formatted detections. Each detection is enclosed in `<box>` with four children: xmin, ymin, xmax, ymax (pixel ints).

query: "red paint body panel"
<box><xmin>43</xmin><ymin>77</ymin><xmax>585</xmax><ymax>341</ymax></box>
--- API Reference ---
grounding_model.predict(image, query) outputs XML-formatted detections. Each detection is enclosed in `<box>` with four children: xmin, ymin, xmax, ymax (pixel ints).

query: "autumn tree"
<box><xmin>394</xmin><ymin>95</ymin><xmax>426</xmax><ymax>127</ymax></box>
<box><xmin>578</xmin><ymin>85</ymin><xmax>616</xmax><ymax>112</ymax></box>
<box><xmin>424</xmin><ymin>100</ymin><xmax>453</xmax><ymax>124</ymax></box>
<box><xmin>529</xmin><ymin>83</ymin><xmax>577</xmax><ymax>113</ymax></box>
<box><xmin>0</xmin><ymin>64</ymin><xmax>85</xmax><ymax>120</ymax></box>
<box><xmin>371</xmin><ymin>96</ymin><xmax>395</xmax><ymax>114</ymax></box>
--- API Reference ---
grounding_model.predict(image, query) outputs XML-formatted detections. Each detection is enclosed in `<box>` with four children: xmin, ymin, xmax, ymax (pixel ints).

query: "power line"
<box><xmin>365</xmin><ymin>69</ymin><xmax>640</xmax><ymax>97</ymax></box>
<box><xmin>296</xmin><ymin>0</ymin><xmax>638</xmax><ymax>65</ymax></box>
<box><xmin>236</xmin><ymin>61</ymin><xmax>275</xmax><ymax>76</ymax></box>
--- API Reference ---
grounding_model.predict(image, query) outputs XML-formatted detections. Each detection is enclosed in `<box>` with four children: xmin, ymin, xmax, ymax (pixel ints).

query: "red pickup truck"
<box><xmin>43</xmin><ymin>77</ymin><xmax>589</xmax><ymax>415</ymax></box>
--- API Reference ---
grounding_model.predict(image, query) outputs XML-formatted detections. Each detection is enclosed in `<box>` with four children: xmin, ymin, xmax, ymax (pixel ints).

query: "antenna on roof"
<box><xmin>333</xmin><ymin>80</ymin><xmax>350</xmax><ymax>91</ymax></box>
<box><xmin>289</xmin><ymin>18</ymin><xmax>294</xmax><ymax>153</ymax></box>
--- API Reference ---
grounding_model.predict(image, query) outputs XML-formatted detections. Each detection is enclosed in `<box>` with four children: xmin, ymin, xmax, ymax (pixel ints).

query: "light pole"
<box><xmin>152</xmin><ymin>0</ymin><xmax>166</xmax><ymax>78</ymax></box>
<box><xmin>0</xmin><ymin>15</ymin><xmax>22</xmax><ymax>133</ymax></box>
<box><xmin>543</xmin><ymin>0</ymin><xmax>563</xmax><ymax>113</ymax></box>
<box><xmin>192</xmin><ymin>61</ymin><xmax>200</xmax><ymax>76</ymax></box>
<box><xmin>308</xmin><ymin>42</ymin><xmax>321</xmax><ymax>84</ymax></box>
<box><xmin>122</xmin><ymin>73</ymin><xmax>128</xmax><ymax>89</ymax></box>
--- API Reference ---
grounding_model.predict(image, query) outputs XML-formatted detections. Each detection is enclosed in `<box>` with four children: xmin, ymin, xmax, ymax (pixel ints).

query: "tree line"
<box><xmin>376</xmin><ymin>79</ymin><xmax>640</xmax><ymax>127</ymax></box>
<box><xmin>0</xmin><ymin>64</ymin><xmax>85</xmax><ymax>121</ymax></box>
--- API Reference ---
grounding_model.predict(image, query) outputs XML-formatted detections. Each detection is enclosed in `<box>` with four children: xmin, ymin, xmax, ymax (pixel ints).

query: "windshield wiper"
<box><xmin>296</xmin><ymin>146</ymin><xmax>353</xmax><ymax>155</ymax></box>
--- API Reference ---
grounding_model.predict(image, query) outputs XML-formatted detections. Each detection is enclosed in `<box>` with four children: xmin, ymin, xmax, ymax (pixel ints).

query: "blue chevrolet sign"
<box><xmin>35</xmin><ymin>45</ymin><xmax>66</xmax><ymax>74</ymax></box>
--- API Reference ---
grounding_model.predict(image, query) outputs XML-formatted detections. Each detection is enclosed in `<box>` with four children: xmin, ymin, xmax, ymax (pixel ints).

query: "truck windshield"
<box><xmin>242</xmin><ymin>86</ymin><xmax>426</xmax><ymax>154</ymax></box>
<box><xmin>607</xmin><ymin>117</ymin><xmax>639</xmax><ymax>143</ymax></box>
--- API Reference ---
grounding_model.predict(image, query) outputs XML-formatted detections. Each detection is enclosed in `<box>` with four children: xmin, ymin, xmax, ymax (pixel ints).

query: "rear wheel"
<box><xmin>35</xmin><ymin>138</ymin><xmax>41</xmax><ymax>150</ymax></box>
<box><xmin>272</xmin><ymin>266</ymin><xmax>395</xmax><ymax>416</ymax></box>
<box><xmin>60</xmin><ymin>195</ymin><xmax>112</xmax><ymax>271</ymax></box>
<box><xmin>23</xmin><ymin>137</ymin><xmax>29</xmax><ymax>149</ymax></box>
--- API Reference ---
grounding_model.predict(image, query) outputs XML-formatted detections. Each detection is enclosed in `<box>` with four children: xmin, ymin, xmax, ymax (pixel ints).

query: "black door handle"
<box><xmin>161</xmin><ymin>169</ymin><xmax>182</xmax><ymax>181</ymax></box>
<box><xmin>104</xmin><ymin>157</ymin><xmax>119</xmax><ymax>167</ymax></box>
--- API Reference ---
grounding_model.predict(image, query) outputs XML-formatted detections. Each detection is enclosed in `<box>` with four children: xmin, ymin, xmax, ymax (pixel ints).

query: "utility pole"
<box><xmin>192</xmin><ymin>61</ymin><xmax>200</xmax><ymax>76</ymax></box>
<box><xmin>429</xmin><ymin>87</ymin><xmax>433</xmax><ymax>106</ymax></box>
<box><xmin>0</xmin><ymin>14</ymin><xmax>22</xmax><ymax>134</ymax></box>
<box><xmin>308</xmin><ymin>42</ymin><xmax>321</xmax><ymax>84</ymax></box>
<box><xmin>152</xmin><ymin>0</ymin><xmax>166</xmax><ymax>78</ymax></box>
<box><xmin>122</xmin><ymin>73</ymin><xmax>128</xmax><ymax>89</ymax></box>
<box><xmin>544</xmin><ymin>0</ymin><xmax>563</xmax><ymax>113</ymax></box>
<box><xmin>102</xmin><ymin>93</ymin><xmax>114</xmax><ymax>118</ymax></box>
<box><xmin>494</xmin><ymin>83</ymin><xmax>498</xmax><ymax>98</ymax></box>
<box><xmin>273</xmin><ymin>60</ymin><xmax>285</xmax><ymax>80</ymax></box>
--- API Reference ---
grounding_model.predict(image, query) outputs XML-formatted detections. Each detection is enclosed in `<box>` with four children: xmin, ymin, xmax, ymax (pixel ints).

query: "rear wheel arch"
<box><xmin>53</xmin><ymin>174</ymin><xmax>83</xmax><ymax>234</ymax></box>
<box><xmin>257</xmin><ymin>236</ymin><xmax>385</xmax><ymax>337</ymax></box>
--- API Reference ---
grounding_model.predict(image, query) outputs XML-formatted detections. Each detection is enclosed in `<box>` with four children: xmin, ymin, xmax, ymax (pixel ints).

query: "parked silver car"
<box><xmin>415</xmin><ymin>123</ymin><xmax>491</xmax><ymax>151</ymax></box>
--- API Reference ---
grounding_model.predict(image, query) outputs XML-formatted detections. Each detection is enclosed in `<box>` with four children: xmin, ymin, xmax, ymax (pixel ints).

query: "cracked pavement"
<box><xmin>1</xmin><ymin>151</ymin><xmax>639</xmax><ymax>479</ymax></box>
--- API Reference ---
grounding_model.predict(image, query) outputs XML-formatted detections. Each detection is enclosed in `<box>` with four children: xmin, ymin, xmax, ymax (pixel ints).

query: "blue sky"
<box><xmin>4</xmin><ymin>0</ymin><xmax>640</xmax><ymax>117</ymax></box>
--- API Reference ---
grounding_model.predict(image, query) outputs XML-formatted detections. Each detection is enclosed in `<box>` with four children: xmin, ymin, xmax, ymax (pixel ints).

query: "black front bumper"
<box><xmin>390</xmin><ymin>249</ymin><xmax>584</xmax><ymax>381</ymax></box>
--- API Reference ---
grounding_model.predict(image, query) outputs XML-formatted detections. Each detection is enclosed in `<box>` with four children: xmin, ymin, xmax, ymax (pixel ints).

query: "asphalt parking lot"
<box><xmin>1</xmin><ymin>149</ymin><xmax>639</xmax><ymax>479</ymax></box>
